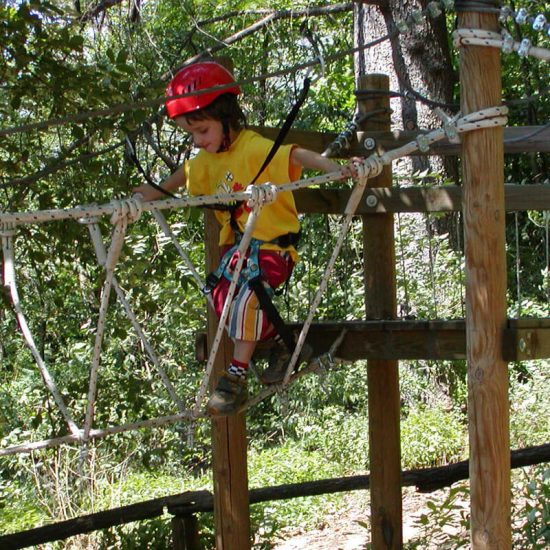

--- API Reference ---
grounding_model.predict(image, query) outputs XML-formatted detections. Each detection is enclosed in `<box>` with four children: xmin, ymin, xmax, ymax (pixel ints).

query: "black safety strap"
<box><xmin>249</xmin><ymin>77</ymin><xmax>311</xmax><ymax>186</ymax></box>
<box><xmin>248</xmin><ymin>277</ymin><xmax>296</xmax><ymax>354</ymax></box>
<box><xmin>226</xmin><ymin>77</ymin><xmax>311</xmax><ymax>233</ymax></box>
<box><xmin>126</xmin><ymin>137</ymin><xmax>178</xmax><ymax>199</ymax></box>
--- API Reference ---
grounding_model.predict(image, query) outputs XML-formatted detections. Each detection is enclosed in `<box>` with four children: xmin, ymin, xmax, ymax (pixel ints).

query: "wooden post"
<box><xmin>172</xmin><ymin>514</ymin><xmax>201</xmax><ymax>550</ymax></box>
<box><xmin>359</xmin><ymin>74</ymin><xmax>402</xmax><ymax>549</ymax></box>
<box><xmin>205</xmin><ymin>211</ymin><xmax>251</xmax><ymax>550</ymax></box>
<box><xmin>457</xmin><ymin>3</ymin><xmax>511</xmax><ymax>548</ymax></box>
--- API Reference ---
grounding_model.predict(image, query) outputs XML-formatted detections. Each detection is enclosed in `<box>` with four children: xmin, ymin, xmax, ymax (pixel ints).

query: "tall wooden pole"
<box><xmin>457</xmin><ymin>3</ymin><xmax>511</xmax><ymax>548</ymax></box>
<box><xmin>360</xmin><ymin>74</ymin><xmax>402</xmax><ymax>549</ymax></box>
<box><xmin>205</xmin><ymin>211</ymin><xmax>251</xmax><ymax>550</ymax></box>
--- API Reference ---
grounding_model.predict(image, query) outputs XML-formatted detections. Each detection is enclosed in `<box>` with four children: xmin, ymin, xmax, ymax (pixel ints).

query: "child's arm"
<box><xmin>290</xmin><ymin>147</ymin><xmax>358</xmax><ymax>178</ymax></box>
<box><xmin>132</xmin><ymin>164</ymin><xmax>186</xmax><ymax>201</ymax></box>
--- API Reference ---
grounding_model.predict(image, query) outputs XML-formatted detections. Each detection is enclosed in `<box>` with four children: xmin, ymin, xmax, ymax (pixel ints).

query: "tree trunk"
<box><xmin>353</xmin><ymin>0</ymin><xmax>460</xmax><ymax>242</ymax></box>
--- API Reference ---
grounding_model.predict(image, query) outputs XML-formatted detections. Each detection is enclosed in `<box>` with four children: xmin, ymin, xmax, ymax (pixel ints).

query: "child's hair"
<box><xmin>183</xmin><ymin>93</ymin><xmax>247</xmax><ymax>132</ymax></box>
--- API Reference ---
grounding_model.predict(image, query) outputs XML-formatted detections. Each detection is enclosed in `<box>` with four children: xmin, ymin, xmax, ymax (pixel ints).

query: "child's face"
<box><xmin>175</xmin><ymin>116</ymin><xmax>224</xmax><ymax>154</ymax></box>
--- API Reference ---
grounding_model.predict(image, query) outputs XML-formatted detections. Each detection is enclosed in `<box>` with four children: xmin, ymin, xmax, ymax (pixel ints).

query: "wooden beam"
<box><xmin>251</xmin><ymin>126</ymin><xmax>550</xmax><ymax>157</ymax></box>
<box><xmin>459</xmin><ymin>6</ymin><xmax>511</xmax><ymax>548</ymax></box>
<box><xmin>197</xmin><ymin>319</ymin><xmax>550</xmax><ymax>362</ymax></box>
<box><xmin>3</xmin><ymin>444</ymin><xmax>547</xmax><ymax>549</ymax></box>
<box><xmin>293</xmin><ymin>184</ymin><xmax>550</xmax><ymax>215</ymax></box>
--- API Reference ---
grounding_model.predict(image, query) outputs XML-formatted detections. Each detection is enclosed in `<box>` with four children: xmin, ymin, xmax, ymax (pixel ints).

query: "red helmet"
<box><xmin>165</xmin><ymin>61</ymin><xmax>241</xmax><ymax>119</ymax></box>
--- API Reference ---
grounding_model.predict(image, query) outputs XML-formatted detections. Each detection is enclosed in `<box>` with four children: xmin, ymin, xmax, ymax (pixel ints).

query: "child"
<box><xmin>134</xmin><ymin>61</ymin><xmax>353</xmax><ymax>415</ymax></box>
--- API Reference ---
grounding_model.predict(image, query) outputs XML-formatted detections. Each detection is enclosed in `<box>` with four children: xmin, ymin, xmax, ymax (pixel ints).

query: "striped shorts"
<box><xmin>212</xmin><ymin>248</ymin><xmax>294</xmax><ymax>341</ymax></box>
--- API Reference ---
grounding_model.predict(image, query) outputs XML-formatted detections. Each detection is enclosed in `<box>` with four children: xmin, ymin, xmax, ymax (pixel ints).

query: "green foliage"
<box><xmin>509</xmin><ymin>360</ymin><xmax>550</xmax><ymax>449</ymax></box>
<box><xmin>401</xmin><ymin>404</ymin><xmax>466</xmax><ymax>469</ymax></box>
<box><xmin>409</xmin><ymin>466</ymin><xmax>550</xmax><ymax>549</ymax></box>
<box><xmin>248</xmin><ymin>441</ymin><xmax>348</xmax><ymax>547</ymax></box>
<box><xmin>512</xmin><ymin>466</ymin><xmax>550</xmax><ymax>549</ymax></box>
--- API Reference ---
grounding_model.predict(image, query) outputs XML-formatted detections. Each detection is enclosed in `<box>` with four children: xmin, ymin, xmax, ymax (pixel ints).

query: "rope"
<box><xmin>83</xmin><ymin>199</ymin><xmax>142</xmax><ymax>441</ymax></box>
<box><xmin>149</xmin><ymin>206</ymin><xmax>214</xmax><ymax>309</ymax></box>
<box><xmin>1</xmin><ymin>223</ymin><xmax>81</xmax><ymax>437</ymax></box>
<box><xmin>453</xmin><ymin>29</ymin><xmax>550</xmax><ymax>62</ymax></box>
<box><xmin>240</xmin><ymin>329</ymin><xmax>349</xmax><ymax>412</ymax></box>
<box><xmin>0</xmin><ymin>105</ymin><xmax>509</xmax><ymax>452</ymax></box>
<box><xmin>0</xmin><ymin>409</ymin><xmax>202</xmax><ymax>457</ymax></box>
<box><xmin>80</xmin><ymin>217</ymin><xmax>188</xmax><ymax>415</ymax></box>
<box><xmin>282</xmin><ymin>160</ymin><xmax>379</xmax><ymax>386</ymax></box>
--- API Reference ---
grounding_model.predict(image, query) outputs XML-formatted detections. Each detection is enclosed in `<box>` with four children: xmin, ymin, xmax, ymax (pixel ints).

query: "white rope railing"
<box><xmin>83</xmin><ymin>199</ymin><xmax>142</xmax><ymax>440</ymax></box>
<box><xmin>82</xmin><ymin>218</ymin><xmax>188</xmax><ymax>415</ymax></box>
<box><xmin>0</xmin><ymin>409</ymin><xmax>203</xmax><ymax>457</ymax></box>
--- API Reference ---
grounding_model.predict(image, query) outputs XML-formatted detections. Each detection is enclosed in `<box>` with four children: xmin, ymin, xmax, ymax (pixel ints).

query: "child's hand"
<box><xmin>132</xmin><ymin>183</ymin><xmax>159</xmax><ymax>202</ymax></box>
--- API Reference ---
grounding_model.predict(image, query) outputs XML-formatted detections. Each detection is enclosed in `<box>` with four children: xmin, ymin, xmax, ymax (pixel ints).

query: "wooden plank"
<box><xmin>252</xmin><ymin>126</ymin><xmax>550</xmax><ymax>157</ymax></box>
<box><xmin>293</xmin><ymin>184</ymin><xmax>550</xmax><ymax>215</ymax></box>
<box><xmin>459</xmin><ymin>8</ymin><xmax>511</xmax><ymax>549</ymax></box>
<box><xmin>503</xmin><ymin>327</ymin><xmax>550</xmax><ymax>361</ymax></box>
<box><xmin>359</xmin><ymin>73</ymin><xmax>402</xmax><ymax>550</ymax></box>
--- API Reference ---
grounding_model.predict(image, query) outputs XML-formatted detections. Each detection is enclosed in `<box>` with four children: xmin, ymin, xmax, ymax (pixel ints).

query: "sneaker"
<box><xmin>207</xmin><ymin>372</ymin><xmax>247</xmax><ymax>416</ymax></box>
<box><xmin>260</xmin><ymin>342</ymin><xmax>313</xmax><ymax>385</ymax></box>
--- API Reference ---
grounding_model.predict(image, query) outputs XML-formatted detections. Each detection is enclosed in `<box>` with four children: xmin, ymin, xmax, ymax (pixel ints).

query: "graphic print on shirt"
<box><xmin>216</xmin><ymin>171</ymin><xmax>251</xmax><ymax>222</ymax></box>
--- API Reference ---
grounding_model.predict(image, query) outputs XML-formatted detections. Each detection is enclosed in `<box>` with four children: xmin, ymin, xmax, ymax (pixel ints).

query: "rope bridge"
<box><xmin>0</xmin><ymin>107</ymin><xmax>509</xmax><ymax>457</ymax></box>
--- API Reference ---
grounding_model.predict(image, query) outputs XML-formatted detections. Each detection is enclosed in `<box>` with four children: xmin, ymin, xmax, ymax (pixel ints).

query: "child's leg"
<box><xmin>207</xmin><ymin>250</ymin><xmax>294</xmax><ymax>415</ymax></box>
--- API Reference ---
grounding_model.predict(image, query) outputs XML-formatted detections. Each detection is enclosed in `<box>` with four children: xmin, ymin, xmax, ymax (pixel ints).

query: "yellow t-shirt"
<box><xmin>184</xmin><ymin>129</ymin><xmax>302</xmax><ymax>261</ymax></box>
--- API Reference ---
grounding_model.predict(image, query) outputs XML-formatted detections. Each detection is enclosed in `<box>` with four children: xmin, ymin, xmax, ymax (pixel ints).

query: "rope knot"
<box><xmin>0</xmin><ymin>222</ymin><xmax>16</xmax><ymax>238</ymax></box>
<box><xmin>109</xmin><ymin>197</ymin><xmax>143</xmax><ymax>226</ymax></box>
<box><xmin>357</xmin><ymin>155</ymin><xmax>384</xmax><ymax>182</ymax></box>
<box><xmin>246</xmin><ymin>183</ymin><xmax>278</xmax><ymax>210</ymax></box>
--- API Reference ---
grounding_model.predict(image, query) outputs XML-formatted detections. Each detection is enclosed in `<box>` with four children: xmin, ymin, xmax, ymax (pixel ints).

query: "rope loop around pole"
<box><xmin>109</xmin><ymin>196</ymin><xmax>143</xmax><ymax>226</ymax></box>
<box><xmin>246</xmin><ymin>183</ymin><xmax>279</xmax><ymax>209</ymax></box>
<box><xmin>0</xmin><ymin>222</ymin><xmax>17</xmax><ymax>239</ymax></box>
<box><xmin>357</xmin><ymin>154</ymin><xmax>384</xmax><ymax>182</ymax></box>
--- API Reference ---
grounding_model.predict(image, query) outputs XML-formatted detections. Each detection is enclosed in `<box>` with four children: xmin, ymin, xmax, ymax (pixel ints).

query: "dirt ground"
<box><xmin>269</xmin><ymin>487</ymin><xmax>468</xmax><ymax>550</ymax></box>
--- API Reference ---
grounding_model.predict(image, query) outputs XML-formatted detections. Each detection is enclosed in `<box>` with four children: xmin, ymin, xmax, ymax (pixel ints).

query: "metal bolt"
<box><xmin>363</xmin><ymin>137</ymin><xmax>376</xmax><ymax>151</ymax></box>
<box><xmin>366</xmin><ymin>195</ymin><xmax>378</xmax><ymax>207</ymax></box>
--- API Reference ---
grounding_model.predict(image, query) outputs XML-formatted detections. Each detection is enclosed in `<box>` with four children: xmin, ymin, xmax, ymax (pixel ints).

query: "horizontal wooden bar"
<box><xmin>3</xmin><ymin>444</ymin><xmax>547</xmax><ymax>548</ymax></box>
<box><xmin>293</xmin><ymin>184</ymin><xmax>550</xmax><ymax>214</ymax></box>
<box><xmin>503</xmin><ymin>326</ymin><xmax>550</xmax><ymax>361</ymax></box>
<box><xmin>196</xmin><ymin>318</ymin><xmax>550</xmax><ymax>362</ymax></box>
<box><xmin>252</xmin><ymin>126</ymin><xmax>550</xmax><ymax>157</ymax></box>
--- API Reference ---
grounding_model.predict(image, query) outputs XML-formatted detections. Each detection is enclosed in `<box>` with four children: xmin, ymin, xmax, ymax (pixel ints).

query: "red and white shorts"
<box><xmin>212</xmin><ymin>248</ymin><xmax>294</xmax><ymax>342</ymax></box>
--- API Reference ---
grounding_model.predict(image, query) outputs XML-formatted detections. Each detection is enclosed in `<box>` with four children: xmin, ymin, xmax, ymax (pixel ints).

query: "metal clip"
<box><xmin>518</xmin><ymin>38</ymin><xmax>531</xmax><ymax>58</ymax></box>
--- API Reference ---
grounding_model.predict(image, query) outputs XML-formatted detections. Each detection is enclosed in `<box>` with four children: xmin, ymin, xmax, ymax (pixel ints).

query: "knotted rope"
<box><xmin>453</xmin><ymin>28</ymin><xmax>550</xmax><ymax>62</ymax></box>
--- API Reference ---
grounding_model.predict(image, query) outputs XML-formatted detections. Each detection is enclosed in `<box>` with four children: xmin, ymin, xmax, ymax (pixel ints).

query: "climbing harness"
<box><xmin>200</xmin><ymin>77</ymin><xmax>311</xmax><ymax>353</ymax></box>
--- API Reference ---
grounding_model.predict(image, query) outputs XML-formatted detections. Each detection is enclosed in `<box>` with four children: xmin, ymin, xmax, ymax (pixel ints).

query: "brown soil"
<box><xmin>268</xmin><ymin>487</ymin><xmax>469</xmax><ymax>550</ymax></box>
